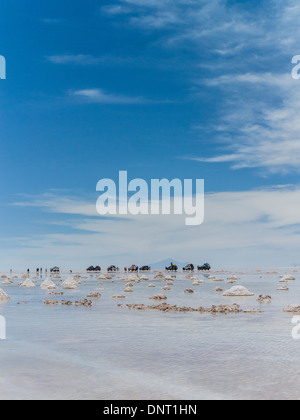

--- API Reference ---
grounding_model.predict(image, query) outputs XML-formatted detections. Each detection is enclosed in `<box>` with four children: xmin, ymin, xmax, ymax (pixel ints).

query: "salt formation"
<box><xmin>61</xmin><ymin>277</ymin><xmax>78</xmax><ymax>290</ymax></box>
<box><xmin>281</xmin><ymin>275</ymin><xmax>296</xmax><ymax>281</ymax></box>
<box><xmin>20</xmin><ymin>279</ymin><xmax>36</xmax><ymax>288</ymax></box>
<box><xmin>227</xmin><ymin>275</ymin><xmax>240</xmax><ymax>281</ymax></box>
<box><xmin>2</xmin><ymin>279</ymin><xmax>13</xmax><ymax>285</ymax></box>
<box><xmin>124</xmin><ymin>302</ymin><xmax>262</xmax><ymax>314</ymax></box>
<box><xmin>256</xmin><ymin>295</ymin><xmax>272</xmax><ymax>304</ymax></box>
<box><xmin>283</xmin><ymin>305</ymin><xmax>300</xmax><ymax>313</ymax></box>
<box><xmin>184</xmin><ymin>289</ymin><xmax>194</xmax><ymax>294</ymax></box>
<box><xmin>44</xmin><ymin>299</ymin><xmax>58</xmax><ymax>306</ymax></box>
<box><xmin>215</xmin><ymin>287</ymin><xmax>223</xmax><ymax>292</ymax></box>
<box><xmin>40</xmin><ymin>278</ymin><xmax>57</xmax><ymax>290</ymax></box>
<box><xmin>139</xmin><ymin>275</ymin><xmax>149</xmax><ymax>281</ymax></box>
<box><xmin>277</xmin><ymin>285</ymin><xmax>289</xmax><ymax>291</ymax></box>
<box><xmin>0</xmin><ymin>288</ymin><xmax>10</xmax><ymax>301</ymax></box>
<box><xmin>192</xmin><ymin>280</ymin><xmax>202</xmax><ymax>286</ymax></box>
<box><xmin>87</xmin><ymin>292</ymin><xmax>101</xmax><ymax>298</ymax></box>
<box><xmin>147</xmin><ymin>284</ymin><xmax>156</xmax><ymax>288</ymax></box>
<box><xmin>223</xmin><ymin>285</ymin><xmax>254</xmax><ymax>297</ymax></box>
<box><xmin>149</xmin><ymin>294</ymin><xmax>167</xmax><ymax>301</ymax></box>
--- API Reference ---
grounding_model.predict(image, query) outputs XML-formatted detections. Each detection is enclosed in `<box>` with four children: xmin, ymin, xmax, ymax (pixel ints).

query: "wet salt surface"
<box><xmin>0</xmin><ymin>269</ymin><xmax>299</xmax><ymax>400</ymax></box>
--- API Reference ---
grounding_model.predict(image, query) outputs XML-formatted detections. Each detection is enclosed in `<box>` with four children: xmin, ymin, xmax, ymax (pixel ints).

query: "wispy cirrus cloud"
<box><xmin>46</xmin><ymin>54</ymin><xmax>102</xmax><ymax>65</ymax></box>
<box><xmin>69</xmin><ymin>88</ymin><xmax>146</xmax><ymax>104</ymax></box>
<box><xmin>102</xmin><ymin>0</ymin><xmax>300</xmax><ymax>175</ymax></box>
<box><xmin>192</xmin><ymin>71</ymin><xmax>300</xmax><ymax>174</ymax></box>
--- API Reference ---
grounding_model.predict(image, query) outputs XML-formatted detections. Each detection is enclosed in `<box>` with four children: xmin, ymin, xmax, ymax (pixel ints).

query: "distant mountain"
<box><xmin>149</xmin><ymin>258</ymin><xmax>190</xmax><ymax>270</ymax></box>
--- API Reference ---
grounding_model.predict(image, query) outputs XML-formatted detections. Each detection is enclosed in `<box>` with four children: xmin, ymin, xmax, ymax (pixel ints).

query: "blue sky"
<box><xmin>1</xmin><ymin>0</ymin><xmax>300</xmax><ymax>270</ymax></box>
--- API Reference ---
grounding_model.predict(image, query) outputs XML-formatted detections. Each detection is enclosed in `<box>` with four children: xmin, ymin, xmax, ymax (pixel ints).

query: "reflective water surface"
<box><xmin>0</xmin><ymin>269</ymin><xmax>299</xmax><ymax>400</ymax></box>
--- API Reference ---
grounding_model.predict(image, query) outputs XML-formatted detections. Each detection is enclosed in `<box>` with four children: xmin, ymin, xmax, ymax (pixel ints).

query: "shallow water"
<box><xmin>0</xmin><ymin>269</ymin><xmax>299</xmax><ymax>400</ymax></box>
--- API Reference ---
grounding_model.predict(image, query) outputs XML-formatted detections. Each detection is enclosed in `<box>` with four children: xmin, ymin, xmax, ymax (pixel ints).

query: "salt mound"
<box><xmin>257</xmin><ymin>295</ymin><xmax>272</xmax><ymax>304</ymax></box>
<box><xmin>61</xmin><ymin>277</ymin><xmax>78</xmax><ymax>289</ymax></box>
<box><xmin>147</xmin><ymin>284</ymin><xmax>156</xmax><ymax>288</ymax></box>
<box><xmin>149</xmin><ymin>294</ymin><xmax>167</xmax><ymax>301</ymax></box>
<box><xmin>223</xmin><ymin>285</ymin><xmax>254</xmax><ymax>297</ymax></box>
<box><xmin>277</xmin><ymin>285</ymin><xmax>289</xmax><ymax>291</ymax></box>
<box><xmin>283</xmin><ymin>305</ymin><xmax>300</xmax><ymax>313</ymax></box>
<box><xmin>192</xmin><ymin>280</ymin><xmax>202</xmax><ymax>286</ymax></box>
<box><xmin>282</xmin><ymin>275</ymin><xmax>295</xmax><ymax>281</ymax></box>
<box><xmin>127</xmin><ymin>274</ymin><xmax>138</xmax><ymax>281</ymax></box>
<box><xmin>0</xmin><ymin>288</ymin><xmax>10</xmax><ymax>301</ymax></box>
<box><xmin>2</xmin><ymin>279</ymin><xmax>13</xmax><ymax>285</ymax></box>
<box><xmin>40</xmin><ymin>278</ymin><xmax>57</xmax><ymax>290</ymax></box>
<box><xmin>20</xmin><ymin>279</ymin><xmax>36</xmax><ymax>288</ymax></box>
<box><xmin>227</xmin><ymin>275</ymin><xmax>240</xmax><ymax>281</ymax></box>
<box><xmin>139</xmin><ymin>275</ymin><xmax>149</xmax><ymax>281</ymax></box>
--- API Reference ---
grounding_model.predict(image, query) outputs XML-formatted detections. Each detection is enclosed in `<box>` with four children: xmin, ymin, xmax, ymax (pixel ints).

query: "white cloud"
<box><xmin>46</xmin><ymin>54</ymin><xmax>101</xmax><ymax>65</ymax></box>
<box><xmin>69</xmin><ymin>88</ymin><xmax>146</xmax><ymax>104</ymax></box>
<box><xmin>193</xmin><ymin>71</ymin><xmax>300</xmax><ymax>173</ymax></box>
<box><xmin>102</xmin><ymin>0</ymin><xmax>300</xmax><ymax>175</ymax></box>
<box><xmin>9</xmin><ymin>186</ymin><xmax>300</xmax><ymax>269</ymax></box>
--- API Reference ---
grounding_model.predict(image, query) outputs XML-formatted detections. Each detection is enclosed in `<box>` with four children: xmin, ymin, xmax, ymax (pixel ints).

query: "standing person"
<box><xmin>10</xmin><ymin>269</ymin><xmax>12</xmax><ymax>276</ymax></box>
<box><xmin>27</xmin><ymin>268</ymin><xmax>30</xmax><ymax>277</ymax></box>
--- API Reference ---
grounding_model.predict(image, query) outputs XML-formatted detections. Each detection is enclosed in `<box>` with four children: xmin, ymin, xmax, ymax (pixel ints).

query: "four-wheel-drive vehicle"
<box><xmin>183</xmin><ymin>263</ymin><xmax>195</xmax><ymax>271</ymax></box>
<box><xmin>139</xmin><ymin>265</ymin><xmax>151</xmax><ymax>271</ymax></box>
<box><xmin>197</xmin><ymin>263</ymin><xmax>211</xmax><ymax>271</ymax></box>
<box><xmin>107</xmin><ymin>265</ymin><xmax>118</xmax><ymax>272</ymax></box>
<box><xmin>50</xmin><ymin>266</ymin><xmax>60</xmax><ymax>273</ymax></box>
<box><xmin>128</xmin><ymin>264</ymin><xmax>138</xmax><ymax>272</ymax></box>
<box><xmin>165</xmin><ymin>263</ymin><xmax>178</xmax><ymax>272</ymax></box>
<box><xmin>87</xmin><ymin>265</ymin><xmax>101</xmax><ymax>272</ymax></box>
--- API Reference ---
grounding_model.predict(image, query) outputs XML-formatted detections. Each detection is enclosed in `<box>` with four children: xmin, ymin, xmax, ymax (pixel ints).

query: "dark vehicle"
<box><xmin>165</xmin><ymin>263</ymin><xmax>178</xmax><ymax>272</ymax></box>
<box><xmin>128</xmin><ymin>264</ymin><xmax>138</xmax><ymax>272</ymax></box>
<box><xmin>107</xmin><ymin>265</ymin><xmax>118</xmax><ymax>272</ymax></box>
<box><xmin>183</xmin><ymin>263</ymin><xmax>194</xmax><ymax>271</ymax></box>
<box><xmin>87</xmin><ymin>265</ymin><xmax>101</xmax><ymax>272</ymax></box>
<box><xmin>197</xmin><ymin>263</ymin><xmax>211</xmax><ymax>271</ymax></box>
<box><xmin>140</xmin><ymin>265</ymin><xmax>151</xmax><ymax>271</ymax></box>
<box><xmin>50</xmin><ymin>266</ymin><xmax>60</xmax><ymax>273</ymax></box>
